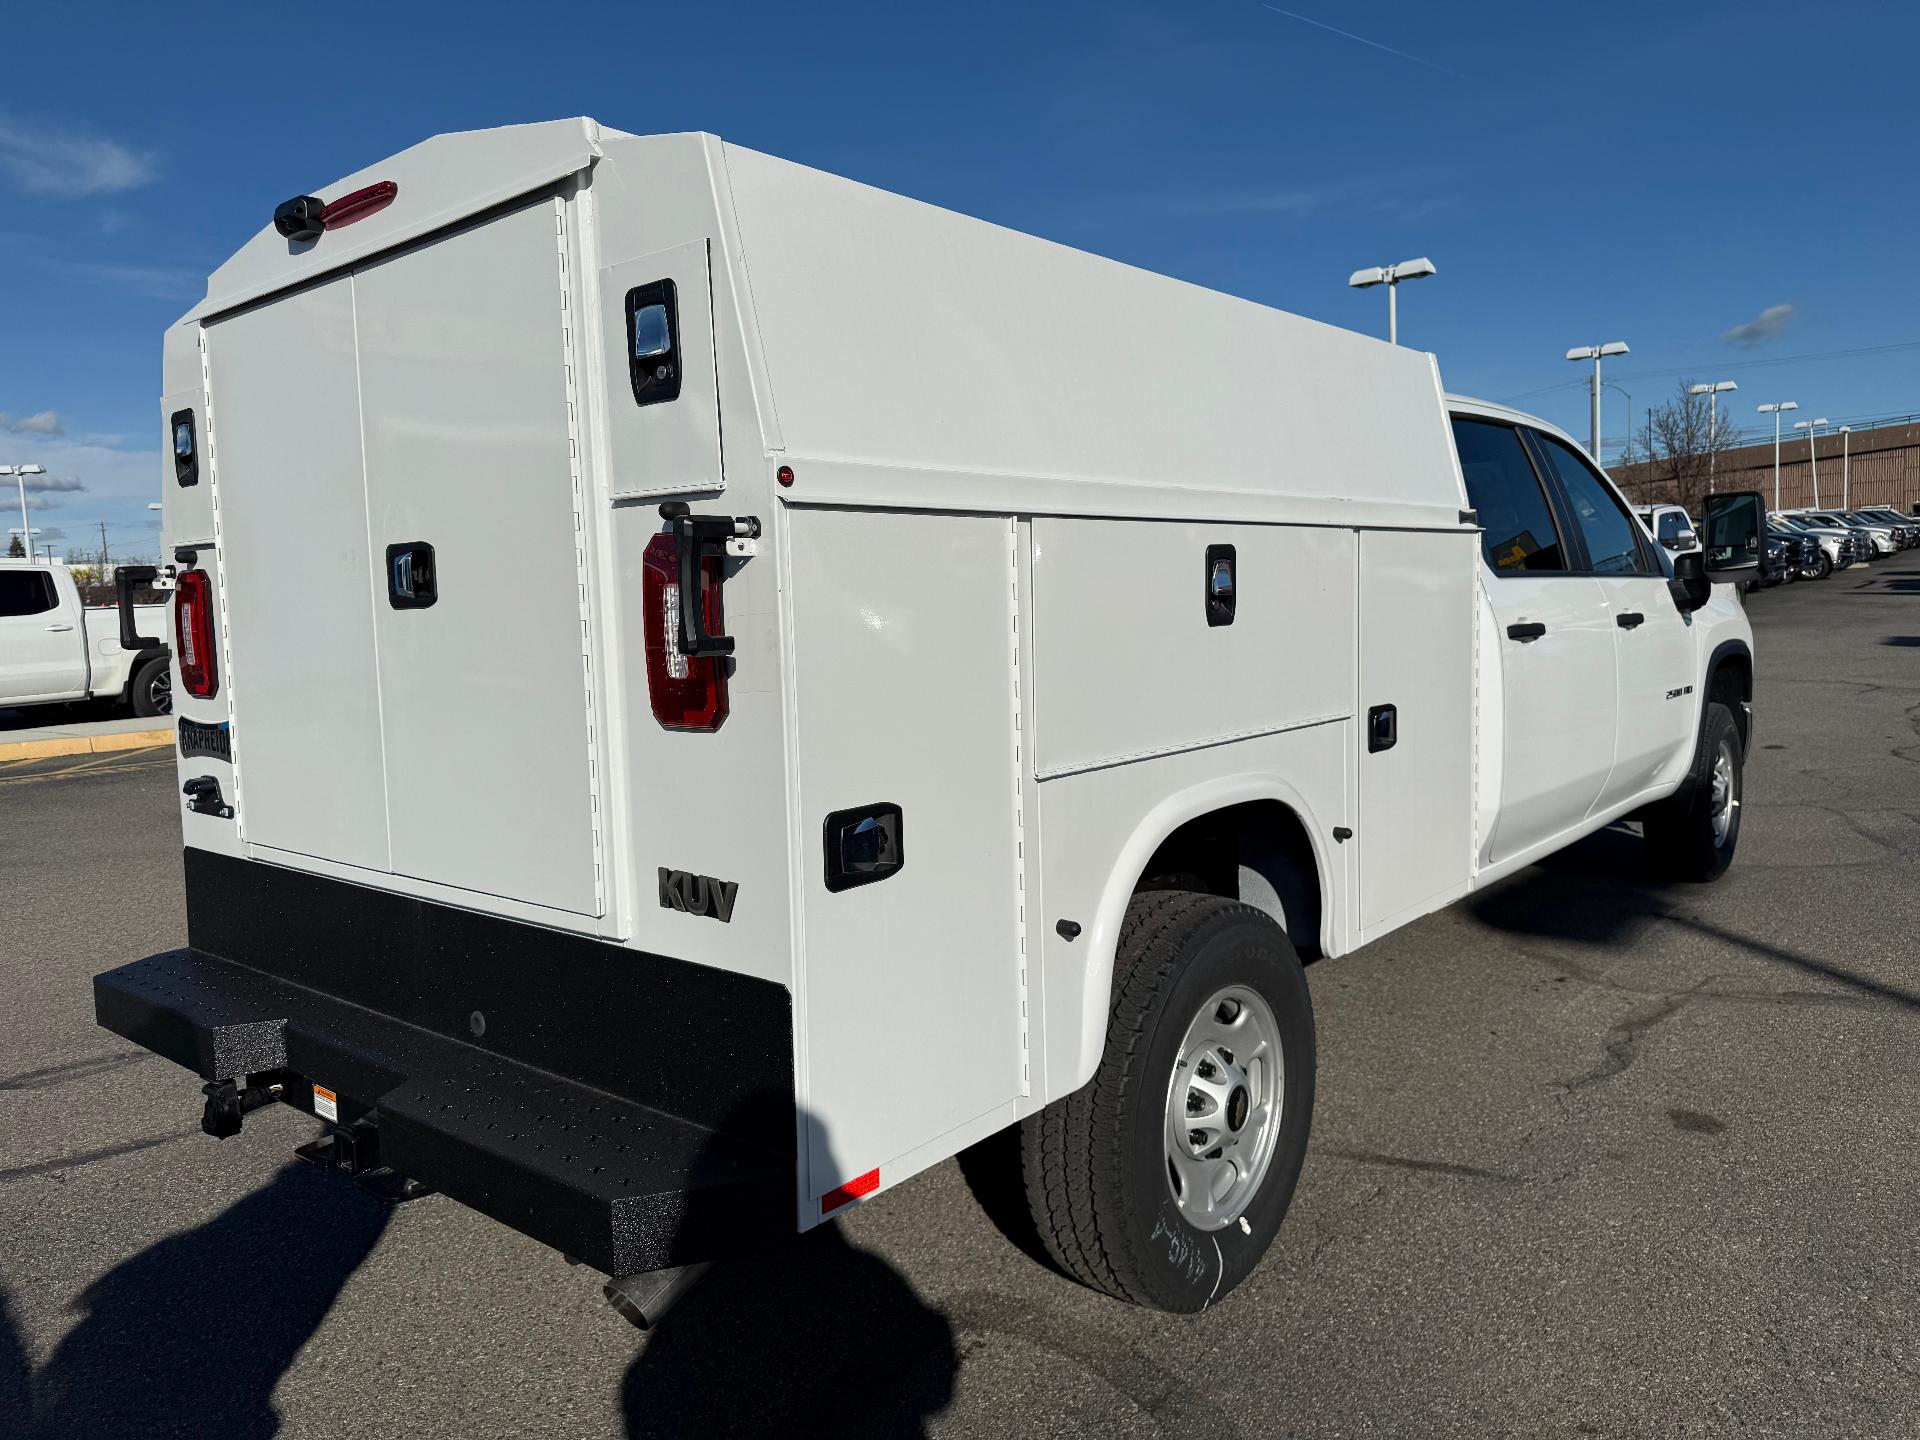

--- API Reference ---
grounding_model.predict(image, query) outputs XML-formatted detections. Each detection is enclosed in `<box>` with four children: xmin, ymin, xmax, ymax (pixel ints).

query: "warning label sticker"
<box><xmin>312</xmin><ymin>1084</ymin><xmax>339</xmax><ymax>1123</ymax></box>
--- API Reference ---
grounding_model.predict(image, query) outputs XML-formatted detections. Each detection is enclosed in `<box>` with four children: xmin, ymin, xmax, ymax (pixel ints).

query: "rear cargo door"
<box><xmin>208</xmin><ymin>196</ymin><xmax>602</xmax><ymax>918</ymax></box>
<box><xmin>354</xmin><ymin>200</ymin><xmax>601</xmax><ymax>916</ymax></box>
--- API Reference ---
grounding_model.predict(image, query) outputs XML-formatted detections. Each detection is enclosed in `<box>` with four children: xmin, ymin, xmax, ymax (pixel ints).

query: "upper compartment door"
<box><xmin>354</xmin><ymin>199</ymin><xmax>603</xmax><ymax>918</ymax></box>
<box><xmin>599</xmin><ymin>239</ymin><xmax>723</xmax><ymax>501</ymax></box>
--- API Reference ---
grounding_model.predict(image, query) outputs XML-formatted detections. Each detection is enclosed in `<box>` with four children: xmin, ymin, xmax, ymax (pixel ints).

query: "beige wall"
<box><xmin>1611</xmin><ymin>423</ymin><xmax>1920</xmax><ymax>512</ymax></box>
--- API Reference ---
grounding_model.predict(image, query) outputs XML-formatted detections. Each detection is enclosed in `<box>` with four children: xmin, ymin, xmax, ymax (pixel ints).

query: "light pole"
<box><xmin>1348</xmin><ymin>257</ymin><xmax>1436</xmax><ymax>345</ymax></box>
<box><xmin>1839</xmin><ymin>425</ymin><xmax>1852</xmax><ymax>506</ymax></box>
<box><xmin>1</xmin><ymin>464</ymin><xmax>47</xmax><ymax>562</ymax></box>
<box><xmin>1567</xmin><ymin>342</ymin><xmax>1629</xmax><ymax>457</ymax></box>
<box><xmin>1793</xmin><ymin>417</ymin><xmax>1829</xmax><ymax>506</ymax></box>
<box><xmin>1688</xmin><ymin>380</ymin><xmax>1738</xmax><ymax>489</ymax></box>
<box><xmin>1756</xmin><ymin>401</ymin><xmax>1799</xmax><ymax>510</ymax></box>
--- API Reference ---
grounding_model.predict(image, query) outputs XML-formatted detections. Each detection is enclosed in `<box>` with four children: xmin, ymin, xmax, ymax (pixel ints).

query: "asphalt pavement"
<box><xmin>1</xmin><ymin>554</ymin><xmax>1915</xmax><ymax>1439</ymax></box>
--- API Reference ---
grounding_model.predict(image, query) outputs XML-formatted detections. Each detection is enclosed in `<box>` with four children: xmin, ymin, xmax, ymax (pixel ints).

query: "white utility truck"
<box><xmin>1</xmin><ymin>559</ymin><xmax>170</xmax><ymax>716</ymax></box>
<box><xmin>97</xmin><ymin>119</ymin><xmax>1762</xmax><ymax>1322</ymax></box>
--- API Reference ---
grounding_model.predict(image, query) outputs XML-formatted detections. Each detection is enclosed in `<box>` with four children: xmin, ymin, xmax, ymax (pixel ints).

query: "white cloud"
<box><xmin>0</xmin><ymin>113</ymin><xmax>158</xmax><ymax>197</ymax></box>
<box><xmin>23</xmin><ymin>472</ymin><xmax>86</xmax><ymax>493</ymax></box>
<box><xmin>0</xmin><ymin>410</ymin><xmax>65</xmax><ymax>436</ymax></box>
<box><xmin>1721</xmin><ymin>303</ymin><xmax>1796</xmax><ymax>349</ymax></box>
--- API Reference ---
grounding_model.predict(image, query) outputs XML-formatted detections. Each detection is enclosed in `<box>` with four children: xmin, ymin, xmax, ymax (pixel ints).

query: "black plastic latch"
<box><xmin>1367</xmin><ymin>704</ymin><xmax>1398</xmax><ymax>754</ymax></box>
<box><xmin>183</xmin><ymin>776</ymin><xmax>234</xmax><ymax>819</ymax></box>
<box><xmin>824</xmin><ymin>802</ymin><xmax>904</xmax><ymax>893</ymax></box>
<box><xmin>658</xmin><ymin>504</ymin><xmax>760</xmax><ymax>656</ymax></box>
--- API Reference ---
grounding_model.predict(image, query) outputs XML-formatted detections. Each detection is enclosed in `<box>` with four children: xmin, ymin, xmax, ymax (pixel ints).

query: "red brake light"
<box><xmin>174</xmin><ymin>568</ymin><xmax>218</xmax><ymax>699</ymax></box>
<box><xmin>642</xmin><ymin>534</ymin><xmax>728</xmax><ymax>731</ymax></box>
<box><xmin>322</xmin><ymin>180</ymin><xmax>398</xmax><ymax>230</ymax></box>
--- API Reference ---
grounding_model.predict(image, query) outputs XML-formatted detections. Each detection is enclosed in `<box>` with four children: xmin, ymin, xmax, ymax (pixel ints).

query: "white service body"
<box><xmin>150</xmin><ymin>118</ymin><xmax>1752</xmax><ymax>1236</ymax></box>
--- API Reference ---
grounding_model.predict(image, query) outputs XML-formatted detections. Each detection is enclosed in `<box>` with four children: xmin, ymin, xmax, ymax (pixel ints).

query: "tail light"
<box><xmin>641</xmin><ymin>534</ymin><xmax>727</xmax><ymax>731</ymax></box>
<box><xmin>174</xmin><ymin>568</ymin><xmax>218</xmax><ymax>699</ymax></box>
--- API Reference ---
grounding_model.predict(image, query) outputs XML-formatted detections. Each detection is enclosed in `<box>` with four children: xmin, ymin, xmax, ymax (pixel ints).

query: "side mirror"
<box><xmin>1701</xmin><ymin>491</ymin><xmax>1763</xmax><ymax>577</ymax></box>
<box><xmin>1668</xmin><ymin>529</ymin><xmax>1697</xmax><ymax>550</ymax></box>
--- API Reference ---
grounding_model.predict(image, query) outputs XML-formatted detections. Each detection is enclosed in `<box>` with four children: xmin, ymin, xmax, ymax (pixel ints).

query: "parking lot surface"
<box><xmin>2</xmin><ymin>556</ymin><xmax>1915</xmax><ymax>1439</ymax></box>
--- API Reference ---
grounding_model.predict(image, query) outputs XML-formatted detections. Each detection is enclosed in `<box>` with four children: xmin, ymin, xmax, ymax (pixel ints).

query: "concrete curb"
<box><xmin>0</xmin><ymin>728</ymin><xmax>174</xmax><ymax>763</ymax></box>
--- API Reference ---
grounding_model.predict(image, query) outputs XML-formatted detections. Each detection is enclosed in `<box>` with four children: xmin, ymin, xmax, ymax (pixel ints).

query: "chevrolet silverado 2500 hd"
<box><xmin>95</xmin><ymin>120</ymin><xmax>1762</xmax><ymax>1321</ymax></box>
<box><xmin>1</xmin><ymin>560</ymin><xmax>170</xmax><ymax>716</ymax></box>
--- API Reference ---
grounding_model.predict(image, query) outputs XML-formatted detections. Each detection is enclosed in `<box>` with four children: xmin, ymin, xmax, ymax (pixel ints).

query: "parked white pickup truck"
<box><xmin>0</xmin><ymin>560</ymin><xmax>170</xmax><ymax>717</ymax></box>
<box><xmin>95</xmin><ymin>120</ymin><xmax>1764</xmax><ymax>1326</ymax></box>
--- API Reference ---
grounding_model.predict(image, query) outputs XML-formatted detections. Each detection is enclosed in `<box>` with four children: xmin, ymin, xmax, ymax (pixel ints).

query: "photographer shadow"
<box><xmin>621</xmin><ymin>1104</ymin><xmax>957</xmax><ymax>1439</ymax></box>
<box><xmin>2</xmin><ymin>1161</ymin><xmax>389</xmax><ymax>1440</ymax></box>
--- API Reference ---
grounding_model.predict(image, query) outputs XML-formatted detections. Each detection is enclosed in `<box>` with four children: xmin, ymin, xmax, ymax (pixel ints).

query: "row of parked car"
<box><xmin>1633</xmin><ymin>500</ymin><xmax>1919</xmax><ymax>590</ymax></box>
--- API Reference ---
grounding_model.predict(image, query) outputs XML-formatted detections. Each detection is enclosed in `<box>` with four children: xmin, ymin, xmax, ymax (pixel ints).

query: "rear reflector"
<box><xmin>821</xmin><ymin>1168</ymin><xmax>880</xmax><ymax>1215</ymax></box>
<box><xmin>174</xmin><ymin>568</ymin><xmax>218</xmax><ymax>699</ymax></box>
<box><xmin>322</xmin><ymin>180</ymin><xmax>398</xmax><ymax>230</ymax></box>
<box><xmin>641</xmin><ymin>532</ymin><xmax>728</xmax><ymax>731</ymax></box>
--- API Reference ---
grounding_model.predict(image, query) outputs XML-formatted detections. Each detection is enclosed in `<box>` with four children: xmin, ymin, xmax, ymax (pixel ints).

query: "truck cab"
<box><xmin>1451</xmin><ymin>400</ymin><xmax>1752</xmax><ymax>880</ymax></box>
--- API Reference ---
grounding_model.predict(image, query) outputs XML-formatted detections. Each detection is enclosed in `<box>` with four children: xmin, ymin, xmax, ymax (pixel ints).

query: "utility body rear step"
<box><xmin>94</xmin><ymin>853</ymin><xmax>793</xmax><ymax>1276</ymax></box>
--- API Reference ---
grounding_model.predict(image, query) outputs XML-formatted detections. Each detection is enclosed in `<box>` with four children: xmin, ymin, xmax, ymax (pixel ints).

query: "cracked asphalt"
<box><xmin>2</xmin><ymin>555</ymin><xmax>1916</xmax><ymax>1439</ymax></box>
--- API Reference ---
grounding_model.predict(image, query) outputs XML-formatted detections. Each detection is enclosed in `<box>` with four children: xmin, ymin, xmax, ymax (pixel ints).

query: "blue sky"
<box><xmin>4</xmin><ymin>1</ymin><xmax>1916</xmax><ymax>557</ymax></box>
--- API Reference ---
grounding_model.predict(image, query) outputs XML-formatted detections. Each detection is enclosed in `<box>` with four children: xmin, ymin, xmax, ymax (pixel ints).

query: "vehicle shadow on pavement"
<box><xmin>621</xmin><ymin>1104</ymin><xmax>958</xmax><ymax>1440</ymax></box>
<box><xmin>1470</xmin><ymin>825</ymin><xmax>1920</xmax><ymax>1012</ymax></box>
<box><xmin>0</xmin><ymin>1162</ymin><xmax>389</xmax><ymax>1440</ymax></box>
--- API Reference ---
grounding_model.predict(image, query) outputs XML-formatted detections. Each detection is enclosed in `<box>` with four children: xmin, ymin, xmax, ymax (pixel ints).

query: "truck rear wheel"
<box><xmin>130</xmin><ymin>656</ymin><xmax>172</xmax><ymax>718</ymax></box>
<box><xmin>1644</xmin><ymin>701</ymin><xmax>1743</xmax><ymax>881</ymax></box>
<box><xmin>1019</xmin><ymin>890</ymin><xmax>1314</xmax><ymax>1311</ymax></box>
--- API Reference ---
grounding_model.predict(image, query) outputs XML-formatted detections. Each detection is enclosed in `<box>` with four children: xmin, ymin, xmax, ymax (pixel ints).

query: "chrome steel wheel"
<box><xmin>1709</xmin><ymin>735</ymin><xmax>1737</xmax><ymax>847</ymax></box>
<box><xmin>1164</xmin><ymin>985</ymin><xmax>1284</xmax><ymax>1231</ymax></box>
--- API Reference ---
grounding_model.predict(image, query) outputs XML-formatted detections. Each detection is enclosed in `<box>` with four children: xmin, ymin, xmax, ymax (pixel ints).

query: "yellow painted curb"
<box><xmin>0</xmin><ymin>728</ymin><xmax>173</xmax><ymax>762</ymax></box>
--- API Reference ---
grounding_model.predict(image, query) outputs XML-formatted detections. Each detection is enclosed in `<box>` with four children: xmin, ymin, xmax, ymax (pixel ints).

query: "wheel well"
<box><xmin>1707</xmin><ymin>649</ymin><xmax>1751</xmax><ymax>749</ymax></box>
<box><xmin>1136</xmin><ymin>800</ymin><xmax>1323</xmax><ymax>958</ymax></box>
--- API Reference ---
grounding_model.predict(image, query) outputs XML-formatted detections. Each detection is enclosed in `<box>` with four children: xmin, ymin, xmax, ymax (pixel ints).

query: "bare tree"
<box><xmin>1639</xmin><ymin>381</ymin><xmax>1740</xmax><ymax>515</ymax></box>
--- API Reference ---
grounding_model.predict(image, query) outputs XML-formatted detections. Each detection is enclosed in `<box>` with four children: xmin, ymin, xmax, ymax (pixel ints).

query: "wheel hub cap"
<box><xmin>1164</xmin><ymin>986</ymin><xmax>1284</xmax><ymax>1231</ymax></box>
<box><xmin>1710</xmin><ymin>739</ymin><xmax>1737</xmax><ymax>847</ymax></box>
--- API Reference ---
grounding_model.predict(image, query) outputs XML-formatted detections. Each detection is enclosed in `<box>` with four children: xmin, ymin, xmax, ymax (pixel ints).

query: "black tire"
<box><xmin>1644</xmin><ymin>702</ymin><xmax>1743</xmax><ymax>881</ymax></box>
<box><xmin>1814</xmin><ymin>552</ymin><xmax>1832</xmax><ymax>580</ymax></box>
<box><xmin>1018</xmin><ymin>891</ymin><xmax>1314</xmax><ymax>1311</ymax></box>
<box><xmin>130</xmin><ymin>656</ymin><xmax>172</xmax><ymax>718</ymax></box>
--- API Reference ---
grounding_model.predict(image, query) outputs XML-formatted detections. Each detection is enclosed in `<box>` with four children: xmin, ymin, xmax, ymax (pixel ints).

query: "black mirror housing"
<box><xmin>1668</xmin><ymin>550</ymin><xmax>1712</xmax><ymax>613</ymax></box>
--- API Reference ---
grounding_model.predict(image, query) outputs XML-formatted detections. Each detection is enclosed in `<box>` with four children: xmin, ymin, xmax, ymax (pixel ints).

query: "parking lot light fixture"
<box><xmin>1838</xmin><ymin>425</ymin><xmax>1853</xmax><ymax>506</ymax></box>
<box><xmin>2</xmin><ymin>463</ymin><xmax>48</xmax><ymax>562</ymax></box>
<box><xmin>1348</xmin><ymin>257</ymin><xmax>1436</xmax><ymax>346</ymax></box>
<box><xmin>1689</xmin><ymin>381</ymin><xmax>1738</xmax><ymax>488</ymax></box>
<box><xmin>1757</xmin><ymin>402</ymin><xmax>1799</xmax><ymax>509</ymax></box>
<box><xmin>1567</xmin><ymin>342</ymin><xmax>1629</xmax><ymax>457</ymax></box>
<box><xmin>1794</xmin><ymin>417</ymin><xmax>1829</xmax><ymax>506</ymax></box>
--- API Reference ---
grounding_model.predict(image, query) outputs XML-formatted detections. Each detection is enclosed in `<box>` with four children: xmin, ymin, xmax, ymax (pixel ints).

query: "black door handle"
<box><xmin>1506</xmin><ymin>622</ymin><xmax>1546</xmax><ymax>642</ymax></box>
<box><xmin>1616</xmin><ymin>611</ymin><xmax>1645</xmax><ymax>629</ymax></box>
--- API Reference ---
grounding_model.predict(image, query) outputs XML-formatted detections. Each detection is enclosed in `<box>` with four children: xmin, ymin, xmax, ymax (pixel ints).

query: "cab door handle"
<box><xmin>1615</xmin><ymin>612</ymin><xmax>1645</xmax><ymax>629</ymax></box>
<box><xmin>1506</xmin><ymin>622</ymin><xmax>1546</xmax><ymax>642</ymax></box>
<box><xmin>45</xmin><ymin>623</ymin><xmax>75</xmax><ymax>632</ymax></box>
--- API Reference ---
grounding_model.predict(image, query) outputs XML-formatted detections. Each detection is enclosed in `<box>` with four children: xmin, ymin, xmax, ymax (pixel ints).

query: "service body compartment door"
<box><xmin>1356</xmin><ymin>528</ymin><xmax>1475</xmax><ymax>935</ymax></box>
<box><xmin>354</xmin><ymin>199</ymin><xmax>602</xmax><ymax>917</ymax></box>
<box><xmin>209</xmin><ymin>277</ymin><xmax>392</xmax><ymax>872</ymax></box>
<box><xmin>789</xmin><ymin>508</ymin><xmax>1024</xmax><ymax>1196</ymax></box>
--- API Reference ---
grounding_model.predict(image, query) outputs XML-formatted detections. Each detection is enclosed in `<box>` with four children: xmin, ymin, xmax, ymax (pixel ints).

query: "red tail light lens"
<box><xmin>642</xmin><ymin>534</ymin><xmax>728</xmax><ymax>731</ymax></box>
<box><xmin>174</xmin><ymin>568</ymin><xmax>218</xmax><ymax>699</ymax></box>
<box><xmin>322</xmin><ymin>180</ymin><xmax>398</xmax><ymax>230</ymax></box>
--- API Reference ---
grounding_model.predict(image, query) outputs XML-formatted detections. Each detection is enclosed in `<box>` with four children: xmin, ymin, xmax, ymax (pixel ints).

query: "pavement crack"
<box><xmin>0</xmin><ymin>1050</ymin><xmax>155</xmax><ymax>1092</ymax></box>
<box><xmin>1318</xmin><ymin>1147</ymin><xmax>1521</xmax><ymax>1184</ymax></box>
<box><xmin>1556</xmin><ymin>977</ymin><xmax>1716</xmax><ymax>1096</ymax></box>
<box><xmin>0</xmin><ymin>1130</ymin><xmax>196</xmax><ymax>1185</ymax></box>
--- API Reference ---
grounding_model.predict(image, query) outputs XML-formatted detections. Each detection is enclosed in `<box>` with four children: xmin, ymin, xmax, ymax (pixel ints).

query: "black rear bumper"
<box><xmin>95</xmin><ymin>851</ymin><xmax>795</xmax><ymax>1276</ymax></box>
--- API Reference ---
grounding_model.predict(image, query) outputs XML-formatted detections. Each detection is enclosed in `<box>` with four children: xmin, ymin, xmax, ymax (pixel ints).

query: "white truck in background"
<box><xmin>1</xmin><ymin>560</ymin><xmax>170</xmax><ymax>717</ymax></box>
<box><xmin>96</xmin><ymin>119</ymin><xmax>1764</xmax><ymax>1325</ymax></box>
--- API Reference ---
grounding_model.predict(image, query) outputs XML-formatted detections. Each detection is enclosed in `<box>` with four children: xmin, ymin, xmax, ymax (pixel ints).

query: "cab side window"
<box><xmin>1451</xmin><ymin>418</ymin><xmax>1567</xmax><ymax>573</ymax></box>
<box><xmin>1532</xmin><ymin>433</ymin><xmax>1654</xmax><ymax>576</ymax></box>
<box><xmin>0</xmin><ymin>570</ymin><xmax>57</xmax><ymax>618</ymax></box>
